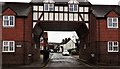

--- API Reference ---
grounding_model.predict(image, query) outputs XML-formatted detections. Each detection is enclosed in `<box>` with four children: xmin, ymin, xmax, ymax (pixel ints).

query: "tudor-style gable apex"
<box><xmin>68</xmin><ymin>0</ymin><xmax>79</xmax><ymax>4</ymax></box>
<box><xmin>2</xmin><ymin>7</ymin><xmax>16</xmax><ymax>15</ymax></box>
<box><xmin>105</xmin><ymin>10</ymin><xmax>119</xmax><ymax>17</ymax></box>
<box><xmin>43</xmin><ymin>0</ymin><xmax>55</xmax><ymax>3</ymax></box>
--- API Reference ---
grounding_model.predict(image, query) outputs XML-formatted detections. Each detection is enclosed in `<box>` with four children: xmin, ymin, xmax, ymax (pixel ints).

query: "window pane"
<box><xmin>49</xmin><ymin>13</ymin><xmax>53</xmax><ymax>21</ymax></box>
<box><xmin>49</xmin><ymin>7</ymin><xmax>53</xmax><ymax>11</ymax></box>
<box><xmin>49</xmin><ymin>4</ymin><xmax>54</xmax><ymax>11</ymax></box>
<box><xmin>109</xmin><ymin>22</ymin><xmax>112</xmax><ymax>26</ymax></box>
<box><xmin>55</xmin><ymin>6</ymin><xmax>58</xmax><ymax>11</ymax></box>
<box><xmin>4</xmin><ymin>46</ymin><xmax>8</xmax><ymax>51</ymax></box>
<box><xmin>109</xmin><ymin>18</ymin><xmax>112</xmax><ymax>23</ymax></box>
<box><xmin>33</xmin><ymin>6</ymin><xmax>38</xmax><ymax>11</ymax></box>
<box><xmin>69</xmin><ymin>13</ymin><xmax>73</xmax><ymax>21</ymax></box>
<box><xmin>55</xmin><ymin>13</ymin><xmax>58</xmax><ymax>21</ymax></box>
<box><xmin>74</xmin><ymin>4</ymin><xmax>77</xmax><ymax>11</ymax></box>
<box><xmin>39</xmin><ymin>6</ymin><xmax>43</xmax><ymax>11</ymax></box>
<box><xmin>70</xmin><ymin>4</ymin><xmax>73</xmax><ymax>7</ymax></box>
<box><xmin>113</xmin><ymin>18</ymin><xmax>117</xmax><ymax>22</ymax></box>
<box><xmin>4</xmin><ymin>42</ymin><xmax>8</xmax><ymax>45</ymax></box>
<box><xmin>107</xmin><ymin>18</ymin><xmax>118</xmax><ymax>28</ymax></box>
<box><xmin>74</xmin><ymin>14</ymin><xmax>78</xmax><ymax>21</ymax></box>
<box><xmin>3</xmin><ymin>16</ymin><xmax>9</xmax><ymax>26</ymax></box>
<box><xmin>109</xmin><ymin>42</ymin><xmax>112</xmax><ymax>51</ymax></box>
<box><xmin>64</xmin><ymin>7</ymin><xmax>68</xmax><ymax>11</ymax></box>
<box><xmin>113</xmin><ymin>23</ymin><xmax>117</xmax><ymax>27</ymax></box>
<box><xmin>84</xmin><ymin>7</ymin><xmax>89</xmax><ymax>12</ymax></box>
<box><xmin>4</xmin><ymin>16</ymin><xmax>8</xmax><ymax>19</ymax></box>
<box><xmin>113</xmin><ymin>47</ymin><xmax>118</xmax><ymax>51</ymax></box>
<box><xmin>60</xmin><ymin>7</ymin><xmax>63</xmax><ymax>11</ymax></box>
<box><xmin>70</xmin><ymin>8</ymin><xmax>73</xmax><ymax>11</ymax></box>
<box><xmin>59</xmin><ymin>13</ymin><xmax>63</xmax><ymax>21</ymax></box>
<box><xmin>84</xmin><ymin>14</ymin><xmax>89</xmax><ymax>21</ymax></box>
<box><xmin>33</xmin><ymin>12</ymin><xmax>38</xmax><ymax>20</ymax></box>
<box><xmin>3</xmin><ymin>16</ymin><xmax>15</xmax><ymax>27</ymax></box>
<box><xmin>45</xmin><ymin>4</ymin><xmax>48</xmax><ymax>11</ymax></box>
<box><xmin>4</xmin><ymin>21</ymin><xmax>9</xmax><ymax>25</ymax></box>
<box><xmin>108</xmin><ymin>18</ymin><xmax>112</xmax><ymax>26</ymax></box>
<box><xmin>9</xmin><ymin>42</ymin><xmax>14</xmax><ymax>51</ymax></box>
<box><xmin>64</xmin><ymin>13</ymin><xmax>68</xmax><ymax>21</ymax></box>
<box><xmin>109</xmin><ymin>46</ymin><xmax>112</xmax><ymax>51</ymax></box>
<box><xmin>79</xmin><ymin>7</ymin><xmax>83</xmax><ymax>12</ymax></box>
<box><xmin>44</xmin><ymin>13</ymin><xmax>48</xmax><ymax>20</ymax></box>
<box><xmin>114</xmin><ymin>42</ymin><xmax>118</xmax><ymax>45</ymax></box>
<box><xmin>10</xmin><ymin>16</ymin><xmax>14</xmax><ymax>25</ymax></box>
<box><xmin>69</xmin><ymin>4</ymin><xmax>73</xmax><ymax>12</ymax></box>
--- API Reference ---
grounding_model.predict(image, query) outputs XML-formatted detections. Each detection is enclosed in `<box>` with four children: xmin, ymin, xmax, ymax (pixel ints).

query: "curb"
<box><xmin>72</xmin><ymin>55</ymin><xmax>92</xmax><ymax>67</ymax></box>
<box><xmin>41</xmin><ymin>53</ymin><xmax>53</xmax><ymax>68</ymax></box>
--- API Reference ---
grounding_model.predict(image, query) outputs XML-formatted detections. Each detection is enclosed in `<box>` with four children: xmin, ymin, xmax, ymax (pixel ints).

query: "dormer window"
<box><xmin>107</xmin><ymin>17</ymin><xmax>118</xmax><ymax>28</ymax></box>
<box><xmin>3</xmin><ymin>16</ymin><xmax>15</xmax><ymax>27</ymax></box>
<box><xmin>43</xmin><ymin>0</ymin><xmax>55</xmax><ymax>11</ymax></box>
<box><xmin>69</xmin><ymin>4</ymin><xmax>78</xmax><ymax>12</ymax></box>
<box><xmin>68</xmin><ymin>0</ymin><xmax>79</xmax><ymax>12</ymax></box>
<box><xmin>44</xmin><ymin>4</ymin><xmax>54</xmax><ymax>11</ymax></box>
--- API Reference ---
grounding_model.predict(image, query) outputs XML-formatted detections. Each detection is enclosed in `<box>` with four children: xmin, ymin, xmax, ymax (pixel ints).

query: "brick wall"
<box><xmin>96</xmin><ymin>11</ymin><xmax>120</xmax><ymax>65</ymax></box>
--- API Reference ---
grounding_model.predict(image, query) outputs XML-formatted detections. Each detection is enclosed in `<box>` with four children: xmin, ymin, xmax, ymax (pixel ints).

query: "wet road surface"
<box><xmin>44</xmin><ymin>53</ymin><xmax>93</xmax><ymax>69</ymax></box>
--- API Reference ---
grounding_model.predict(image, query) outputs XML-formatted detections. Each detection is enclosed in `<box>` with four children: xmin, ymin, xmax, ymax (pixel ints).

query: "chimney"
<box><xmin>84</xmin><ymin>0</ymin><xmax>88</xmax><ymax>2</ymax></box>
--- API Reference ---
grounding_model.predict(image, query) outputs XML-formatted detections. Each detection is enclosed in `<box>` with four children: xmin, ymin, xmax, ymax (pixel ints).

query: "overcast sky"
<box><xmin>0</xmin><ymin>0</ymin><xmax>120</xmax><ymax>5</ymax></box>
<box><xmin>1</xmin><ymin>0</ymin><xmax>120</xmax><ymax>43</ymax></box>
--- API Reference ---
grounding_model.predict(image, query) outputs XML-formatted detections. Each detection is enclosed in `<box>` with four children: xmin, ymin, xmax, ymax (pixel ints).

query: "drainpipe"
<box><xmin>23</xmin><ymin>18</ymin><xmax>26</xmax><ymax>64</ymax></box>
<box><xmin>97</xmin><ymin>19</ymin><xmax>100</xmax><ymax>65</ymax></box>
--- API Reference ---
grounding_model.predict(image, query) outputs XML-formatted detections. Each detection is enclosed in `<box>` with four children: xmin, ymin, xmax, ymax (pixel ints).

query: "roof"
<box><xmin>31</xmin><ymin>0</ymin><xmax>91</xmax><ymax>5</ymax></box>
<box><xmin>2</xmin><ymin>2</ymin><xmax>31</xmax><ymax>16</ymax></box>
<box><xmin>91</xmin><ymin>5</ymin><xmax>120</xmax><ymax>17</ymax></box>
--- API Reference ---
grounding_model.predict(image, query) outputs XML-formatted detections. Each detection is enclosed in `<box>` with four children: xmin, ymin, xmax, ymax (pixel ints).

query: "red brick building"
<box><xmin>79</xmin><ymin>5</ymin><xmax>120</xmax><ymax>65</ymax></box>
<box><xmin>1</xmin><ymin>1</ymin><xmax>120</xmax><ymax>66</ymax></box>
<box><xmin>1</xmin><ymin>2</ymin><xmax>40</xmax><ymax>65</ymax></box>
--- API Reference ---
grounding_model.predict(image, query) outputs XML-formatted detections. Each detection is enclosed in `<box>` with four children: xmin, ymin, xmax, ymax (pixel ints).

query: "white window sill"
<box><xmin>3</xmin><ymin>26</ymin><xmax>15</xmax><ymax>28</ymax></box>
<box><xmin>108</xmin><ymin>51</ymin><xmax>119</xmax><ymax>52</ymax></box>
<box><xmin>107</xmin><ymin>27</ymin><xmax>118</xmax><ymax>29</ymax></box>
<box><xmin>2</xmin><ymin>51</ymin><xmax>15</xmax><ymax>53</ymax></box>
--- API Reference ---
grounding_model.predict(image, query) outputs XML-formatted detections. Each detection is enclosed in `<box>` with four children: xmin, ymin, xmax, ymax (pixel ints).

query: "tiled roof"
<box><xmin>31</xmin><ymin>0</ymin><xmax>91</xmax><ymax>5</ymax></box>
<box><xmin>31</xmin><ymin>0</ymin><xmax>88</xmax><ymax>2</ymax></box>
<box><xmin>2</xmin><ymin>2</ymin><xmax>31</xmax><ymax>16</ymax></box>
<box><xmin>91</xmin><ymin>5</ymin><xmax>120</xmax><ymax>17</ymax></box>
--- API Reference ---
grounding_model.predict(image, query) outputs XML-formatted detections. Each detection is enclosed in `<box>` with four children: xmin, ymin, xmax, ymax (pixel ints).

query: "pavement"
<box><xmin>2</xmin><ymin>53</ymin><xmax>53</xmax><ymax>69</ymax></box>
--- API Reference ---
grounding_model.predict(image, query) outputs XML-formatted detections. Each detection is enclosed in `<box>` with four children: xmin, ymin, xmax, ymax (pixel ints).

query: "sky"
<box><xmin>0</xmin><ymin>0</ymin><xmax>120</xmax><ymax>5</ymax></box>
<box><xmin>47</xmin><ymin>31</ymin><xmax>78</xmax><ymax>43</ymax></box>
<box><xmin>1</xmin><ymin>0</ymin><xmax>120</xmax><ymax>43</ymax></box>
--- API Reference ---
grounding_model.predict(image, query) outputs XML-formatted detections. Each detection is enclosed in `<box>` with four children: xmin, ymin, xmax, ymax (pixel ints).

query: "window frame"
<box><xmin>108</xmin><ymin>41</ymin><xmax>119</xmax><ymax>52</ymax></box>
<box><xmin>3</xmin><ymin>16</ymin><xmax>15</xmax><ymax>27</ymax></box>
<box><xmin>107</xmin><ymin>17</ymin><xmax>118</xmax><ymax>28</ymax></box>
<box><xmin>44</xmin><ymin>3</ymin><xmax>54</xmax><ymax>11</ymax></box>
<box><xmin>69</xmin><ymin>4</ymin><xmax>78</xmax><ymax>12</ymax></box>
<box><xmin>2</xmin><ymin>41</ymin><xmax>15</xmax><ymax>52</ymax></box>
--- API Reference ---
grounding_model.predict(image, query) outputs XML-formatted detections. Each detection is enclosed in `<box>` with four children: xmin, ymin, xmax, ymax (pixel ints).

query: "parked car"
<box><xmin>71</xmin><ymin>49</ymin><xmax>77</xmax><ymax>55</ymax></box>
<box><xmin>62</xmin><ymin>50</ymin><xmax>70</xmax><ymax>56</ymax></box>
<box><xmin>49</xmin><ymin>49</ymin><xmax>54</xmax><ymax>53</ymax></box>
<box><xmin>68</xmin><ymin>48</ymin><xmax>77</xmax><ymax>55</ymax></box>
